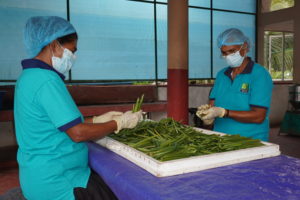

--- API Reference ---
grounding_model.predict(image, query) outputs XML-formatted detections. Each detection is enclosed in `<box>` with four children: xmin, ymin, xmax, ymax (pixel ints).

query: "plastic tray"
<box><xmin>95</xmin><ymin>128</ymin><xmax>280</xmax><ymax>177</ymax></box>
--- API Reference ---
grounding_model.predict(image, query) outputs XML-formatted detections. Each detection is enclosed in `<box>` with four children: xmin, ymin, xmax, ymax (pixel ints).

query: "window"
<box><xmin>189</xmin><ymin>8</ymin><xmax>210</xmax><ymax>78</ymax></box>
<box><xmin>0</xmin><ymin>0</ymin><xmax>257</xmax><ymax>83</ymax></box>
<box><xmin>70</xmin><ymin>0</ymin><xmax>155</xmax><ymax>80</ymax></box>
<box><xmin>213</xmin><ymin>0</ymin><xmax>256</xmax><ymax>13</ymax></box>
<box><xmin>213</xmin><ymin>11</ymin><xmax>256</xmax><ymax>77</ymax></box>
<box><xmin>189</xmin><ymin>0</ymin><xmax>210</xmax><ymax>8</ymax></box>
<box><xmin>270</xmin><ymin>0</ymin><xmax>294</xmax><ymax>11</ymax></box>
<box><xmin>262</xmin><ymin>0</ymin><xmax>294</xmax><ymax>12</ymax></box>
<box><xmin>264</xmin><ymin>31</ymin><xmax>293</xmax><ymax>81</ymax></box>
<box><xmin>0</xmin><ymin>0</ymin><xmax>66</xmax><ymax>81</ymax></box>
<box><xmin>156</xmin><ymin>4</ymin><xmax>167</xmax><ymax>79</ymax></box>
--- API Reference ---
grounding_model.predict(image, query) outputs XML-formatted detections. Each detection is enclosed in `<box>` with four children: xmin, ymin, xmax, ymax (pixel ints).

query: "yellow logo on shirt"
<box><xmin>240</xmin><ymin>83</ymin><xmax>249</xmax><ymax>93</ymax></box>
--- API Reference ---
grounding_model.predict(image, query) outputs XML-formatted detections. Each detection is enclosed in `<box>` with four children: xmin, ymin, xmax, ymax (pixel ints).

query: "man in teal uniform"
<box><xmin>197</xmin><ymin>28</ymin><xmax>273</xmax><ymax>141</ymax></box>
<box><xmin>14</xmin><ymin>16</ymin><xmax>142</xmax><ymax>200</ymax></box>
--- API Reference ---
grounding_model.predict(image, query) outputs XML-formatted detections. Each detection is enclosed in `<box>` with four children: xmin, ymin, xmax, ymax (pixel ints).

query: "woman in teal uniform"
<box><xmin>197</xmin><ymin>28</ymin><xmax>273</xmax><ymax>141</ymax></box>
<box><xmin>14</xmin><ymin>16</ymin><xmax>142</xmax><ymax>200</ymax></box>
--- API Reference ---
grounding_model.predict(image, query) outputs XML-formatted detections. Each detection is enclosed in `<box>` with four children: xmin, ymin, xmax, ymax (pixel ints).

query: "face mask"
<box><xmin>223</xmin><ymin>47</ymin><xmax>245</xmax><ymax>68</ymax></box>
<box><xmin>52</xmin><ymin>44</ymin><xmax>76</xmax><ymax>74</ymax></box>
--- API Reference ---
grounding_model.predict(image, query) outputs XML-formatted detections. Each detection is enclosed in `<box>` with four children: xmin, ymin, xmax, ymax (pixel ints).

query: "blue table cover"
<box><xmin>88</xmin><ymin>142</ymin><xmax>300</xmax><ymax>200</ymax></box>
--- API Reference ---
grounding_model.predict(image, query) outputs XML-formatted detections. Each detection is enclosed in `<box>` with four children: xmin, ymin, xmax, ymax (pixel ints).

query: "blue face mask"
<box><xmin>52</xmin><ymin>43</ymin><xmax>76</xmax><ymax>74</ymax></box>
<box><xmin>223</xmin><ymin>46</ymin><xmax>245</xmax><ymax>68</ymax></box>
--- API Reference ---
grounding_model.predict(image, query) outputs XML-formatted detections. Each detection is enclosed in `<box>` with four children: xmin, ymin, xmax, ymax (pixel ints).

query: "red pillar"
<box><xmin>167</xmin><ymin>0</ymin><xmax>189</xmax><ymax>124</ymax></box>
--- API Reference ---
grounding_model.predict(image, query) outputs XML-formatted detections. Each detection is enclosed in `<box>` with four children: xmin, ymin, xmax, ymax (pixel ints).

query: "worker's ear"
<box><xmin>241</xmin><ymin>42</ymin><xmax>249</xmax><ymax>56</ymax></box>
<box><xmin>49</xmin><ymin>40</ymin><xmax>63</xmax><ymax>57</ymax></box>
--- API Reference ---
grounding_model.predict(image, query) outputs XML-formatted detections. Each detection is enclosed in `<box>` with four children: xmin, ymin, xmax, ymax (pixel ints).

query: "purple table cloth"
<box><xmin>88</xmin><ymin>142</ymin><xmax>300</xmax><ymax>200</ymax></box>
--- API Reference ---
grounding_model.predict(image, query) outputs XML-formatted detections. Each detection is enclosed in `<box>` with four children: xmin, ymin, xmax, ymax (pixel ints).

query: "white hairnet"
<box><xmin>24</xmin><ymin>16</ymin><xmax>76</xmax><ymax>58</ymax></box>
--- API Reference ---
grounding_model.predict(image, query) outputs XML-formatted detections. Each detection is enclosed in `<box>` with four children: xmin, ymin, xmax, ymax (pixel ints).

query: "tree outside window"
<box><xmin>264</xmin><ymin>32</ymin><xmax>293</xmax><ymax>81</ymax></box>
<box><xmin>270</xmin><ymin>0</ymin><xmax>294</xmax><ymax>11</ymax></box>
<box><xmin>262</xmin><ymin>0</ymin><xmax>294</xmax><ymax>12</ymax></box>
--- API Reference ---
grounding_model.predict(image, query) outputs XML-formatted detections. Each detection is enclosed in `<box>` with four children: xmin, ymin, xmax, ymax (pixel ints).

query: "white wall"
<box><xmin>269</xmin><ymin>84</ymin><xmax>290</xmax><ymax>126</ymax></box>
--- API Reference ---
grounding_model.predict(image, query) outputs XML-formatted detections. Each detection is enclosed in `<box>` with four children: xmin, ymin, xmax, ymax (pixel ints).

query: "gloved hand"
<box><xmin>196</xmin><ymin>104</ymin><xmax>211</xmax><ymax>118</ymax></box>
<box><xmin>112</xmin><ymin>110</ymin><xmax>143</xmax><ymax>133</ymax></box>
<box><xmin>203</xmin><ymin>118</ymin><xmax>215</xmax><ymax>126</ymax></box>
<box><xmin>92</xmin><ymin>111</ymin><xmax>123</xmax><ymax>123</ymax></box>
<box><xmin>201</xmin><ymin>107</ymin><xmax>226</xmax><ymax>120</ymax></box>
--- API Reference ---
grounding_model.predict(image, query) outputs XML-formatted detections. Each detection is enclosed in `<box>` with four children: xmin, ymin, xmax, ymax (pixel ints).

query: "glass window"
<box><xmin>213</xmin><ymin>11</ymin><xmax>256</xmax><ymax>77</ymax></box>
<box><xmin>284</xmin><ymin>33</ymin><xmax>293</xmax><ymax>80</ymax></box>
<box><xmin>156</xmin><ymin>0</ymin><xmax>167</xmax><ymax>3</ymax></box>
<box><xmin>70</xmin><ymin>0</ymin><xmax>155</xmax><ymax>80</ymax></box>
<box><xmin>264</xmin><ymin>31</ymin><xmax>293</xmax><ymax>81</ymax></box>
<box><xmin>0</xmin><ymin>0</ymin><xmax>66</xmax><ymax>80</ymax></box>
<box><xmin>189</xmin><ymin>8</ymin><xmax>211</xmax><ymax>79</ymax></box>
<box><xmin>157</xmin><ymin>0</ymin><xmax>210</xmax><ymax>7</ymax></box>
<box><xmin>156</xmin><ymin>4</ymin><xmax>211</xmax><ymax>80</ymax></box>
<box><xmin>156</xmin><ymin>4</ymin><xmax>167</xmax><ymax>79</ymax></box>
<box><xmin>0</xmin><ymin>0</ymin><xmax>257</xmax><ymax>82</ymax></box>
<box><xmin>189</xmin><ymin>0</ymin><xmax>210</xmax><ymax>8</ymax></box>
<box><xmin>213</xmin><ymin>0</ymin><xmax>256</xmax><ymax>13</ymax></box>
<box><xmin>271</xmin><ymin>0</ymin><xmax>294</xmax><ymax>12</ymax></box>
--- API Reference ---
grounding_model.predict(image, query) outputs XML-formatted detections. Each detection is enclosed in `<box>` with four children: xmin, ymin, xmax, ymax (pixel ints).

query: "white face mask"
<box><xmin>52</xmin><ymin>44</ymin><xmax>76</xmax><ymax>74</ymax></box>
<box><xmin>223</xmin><ymin>47</ymin><xmax>245</xmax><ymax>68</ymax></box>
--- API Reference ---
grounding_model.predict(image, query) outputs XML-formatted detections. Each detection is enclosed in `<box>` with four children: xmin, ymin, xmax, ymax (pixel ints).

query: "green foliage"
<box><xmin>132</xmin><ymin>81</ymin><xmax>154</xmax><ymax>85</ymax></box>
<box><xmin>271</xmin><ymin>0</ymin><xmax>294</xmax><ymax>11</ymax></box>
<box><xmin>132</xmin><ymin>94</ymin><xmax>144</xmax><ymax>112</ymax></box>
<box><xmin>270</xmin><ymin>70</ymin><xmax>293</xmax><ymax>80</ymax></box>
<box><xmin>110</xmin><ymin>118</ymin><xmax>264</xmax><ymax>162</ymax></box>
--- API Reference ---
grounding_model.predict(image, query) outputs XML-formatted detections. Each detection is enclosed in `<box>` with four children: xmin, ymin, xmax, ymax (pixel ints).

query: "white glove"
<box><xmin>196</xmin><ymin>104</ymin><xmax>211</xmax><ymax>118</ymax></box>
<box><xmin>203</xmin><ymin>119</ymin><xmax>214</xmax><ymax>125</ymax></box>
<box><xmin>92</xmin><ymin>111</ymin><xmax>123</xmax><ymax>123</ymax></box>
<box><xmin>201</xmin><ymin>107</ymin><xmax>226</xmax><ymax>120</ymax></box>
<box><xmin>112</xmin><ymin>110</ymin><xmax>143</xmax><ymax>133</ymax></box>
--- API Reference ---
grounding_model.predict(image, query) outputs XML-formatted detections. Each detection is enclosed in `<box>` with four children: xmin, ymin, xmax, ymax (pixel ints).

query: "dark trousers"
<box><xmin>74</xmin><ymin>170</ymin><xmax>118</xmax><ymax>200</ymax></box>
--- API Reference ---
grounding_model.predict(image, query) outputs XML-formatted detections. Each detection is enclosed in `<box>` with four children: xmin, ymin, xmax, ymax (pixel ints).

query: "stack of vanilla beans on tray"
<box><xmin>111</xmin><ymin>95</ymin><xmax>264</xmax><ymax>162</ymax></box>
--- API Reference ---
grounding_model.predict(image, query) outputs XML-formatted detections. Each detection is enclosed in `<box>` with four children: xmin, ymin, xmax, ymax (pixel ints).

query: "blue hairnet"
<box><xmin>217</xmin><ymin>28</ymin><xmax>250</xmax><ymax>48</ymax></box>
<box><xmin>24</xmin><ymin>16</ymin><xmax>76</xmax><ymax>58</ymax></box>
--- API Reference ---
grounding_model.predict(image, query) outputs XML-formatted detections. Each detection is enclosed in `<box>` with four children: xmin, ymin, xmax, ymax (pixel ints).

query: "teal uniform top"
<box><xmin>210</xmin><ymin>58</ymin><xmax>273</xmax><ymax>141</ymax></box>
<box><xmin>14</xmin><ymin>59</ymin><xmax>90</xmax><ymax>200</ymax></box>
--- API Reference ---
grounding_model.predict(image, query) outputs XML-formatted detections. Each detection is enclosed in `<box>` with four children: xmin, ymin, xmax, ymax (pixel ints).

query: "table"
<box><xmin>88</xmin><ymin>142</ymin><xmax>300</xmax><ymax>200</ymax></box>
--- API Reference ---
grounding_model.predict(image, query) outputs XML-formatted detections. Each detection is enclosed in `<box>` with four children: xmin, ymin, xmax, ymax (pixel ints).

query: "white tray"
<box><xmin>95</xmin><ymin>128</ymin><xmax>280</xmax><ymax>177</ymax></box>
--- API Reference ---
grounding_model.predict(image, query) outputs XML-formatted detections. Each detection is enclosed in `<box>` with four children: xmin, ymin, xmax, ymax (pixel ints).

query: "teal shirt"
<box><xmin>14</xmin><ymin>59</ymin><xmax>90</xmax><ymax>200</ymax></box>
<box><xmin>210</xmin><ymin>59</ymin><xmax>273</xmax><ymax>141</ymax></box>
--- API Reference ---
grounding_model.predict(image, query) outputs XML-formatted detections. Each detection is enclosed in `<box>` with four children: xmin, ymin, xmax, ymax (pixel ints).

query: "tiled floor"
<box><xmin>0</xmin><ymin>126</ymin><xmax>300</xmax><ymax>196</ymax></box>
<box><xmin>270</xmin><ymin>127</ymin><xmax>300</xmax><ymax>158</ymax></box>
<box><xmin>0</xmin><ymin>161</ymin><xmax>19</xmax><ymax>195</ymax></box>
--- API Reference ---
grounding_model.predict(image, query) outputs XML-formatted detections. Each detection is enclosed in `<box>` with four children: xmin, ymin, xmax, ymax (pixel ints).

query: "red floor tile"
<box><xmin>0</xmin><ymin>162</ymin><xmax>20</xmax><ymax>195</ymax></box>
